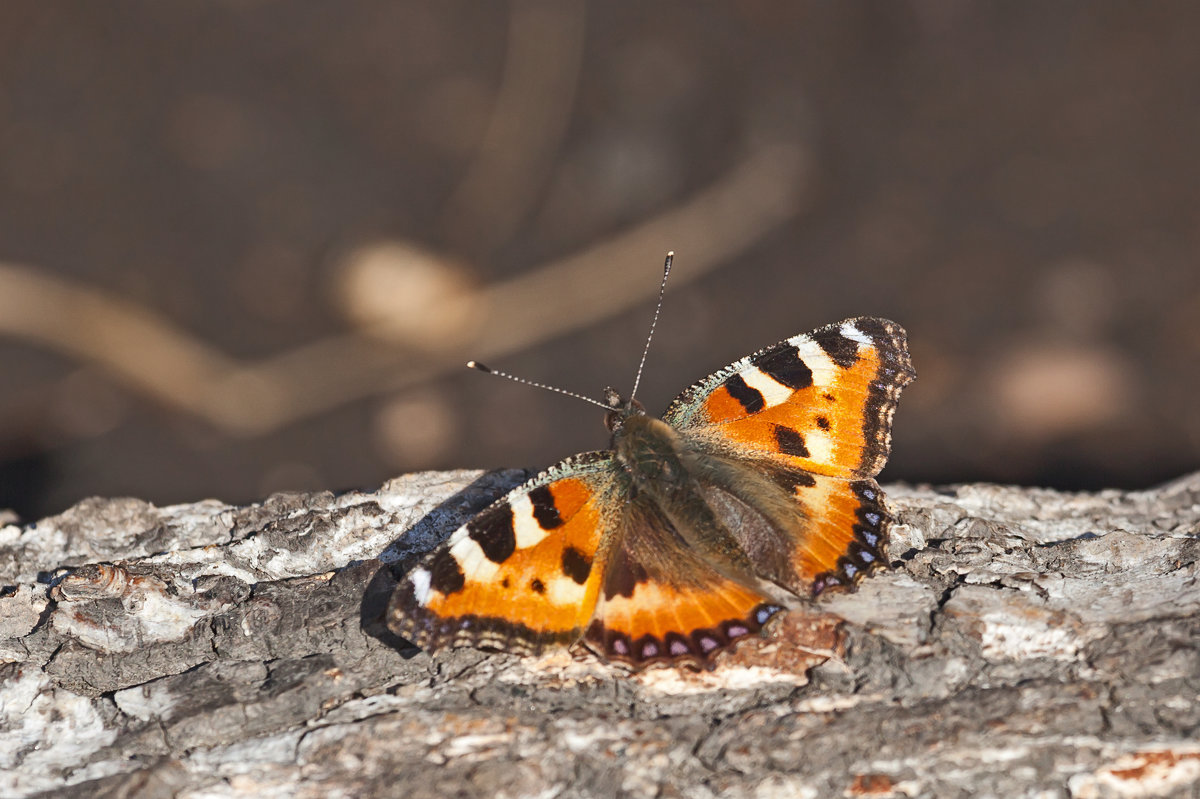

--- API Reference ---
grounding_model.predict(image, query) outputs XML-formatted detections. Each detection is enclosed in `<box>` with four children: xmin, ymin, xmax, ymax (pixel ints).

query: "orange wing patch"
<box><xmin>387</xmin><ymin>455</ymin><xmax>616</xmax><ymax>655</ymax></box>
<box><xmin>667</xmin><ymin>317</ymin><xmax>913</xmax><ymax>479</ymax></box>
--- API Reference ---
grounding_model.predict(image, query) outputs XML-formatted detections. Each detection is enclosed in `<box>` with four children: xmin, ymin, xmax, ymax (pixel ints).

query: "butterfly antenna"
<box><xmin>466</xmin><ymin>361</ymin><xmax>614</xmax><ymax>410</ymax></box>
<box><xmin>628</xmin><ymin>251</ymin><xmax>673</xmax><ymax>403</ymax></box>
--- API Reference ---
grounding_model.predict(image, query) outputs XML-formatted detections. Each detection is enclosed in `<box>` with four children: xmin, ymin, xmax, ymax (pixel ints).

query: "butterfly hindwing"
<box><xmin>663</xmin><ymin>317</ymin><xmax>914</xmax><ymax>479</ymax></box>
<box><xmin>689</xmin><ymin>453</ymin><xmax>891</xmax><ymax>598</ymax></box>
<box><xmin>776</xmin><ymin>470</ymin><xmax>890</xmax><ymax>594</ymax></box>
<box><xmin>387</xmin><ymin>452</ymin><xmax>617</xmax><ymax>656</ymax></box>
<box><xmin>582</xmin><ymin>495</ymin><xmax>784</xmax><ymax>668</ymax></box>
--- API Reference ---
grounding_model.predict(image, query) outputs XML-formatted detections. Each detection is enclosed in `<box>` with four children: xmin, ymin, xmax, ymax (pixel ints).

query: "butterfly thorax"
<box><xmin>611</xmin><ymin>413</ymin><xmax>691</xmax><ymax>499</ymax></box>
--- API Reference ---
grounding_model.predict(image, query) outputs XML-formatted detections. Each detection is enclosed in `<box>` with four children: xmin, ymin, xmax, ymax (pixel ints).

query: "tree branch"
<box><xmin>1</xmin><ymin>470</ymin><xmax>1198</xmax><ymax>797</ymax></box>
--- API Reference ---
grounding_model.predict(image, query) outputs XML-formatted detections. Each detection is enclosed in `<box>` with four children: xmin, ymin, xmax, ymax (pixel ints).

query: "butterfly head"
<box><xmin>602</xmin><ymin>387</ymin><xmax>646</xmax><ymax>433</ymax></box>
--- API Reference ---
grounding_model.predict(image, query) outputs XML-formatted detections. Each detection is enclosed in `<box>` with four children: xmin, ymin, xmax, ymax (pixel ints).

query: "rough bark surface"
<box><xmin>1</xmin><ymin>469</ymin><xmax>1198</xmax><ymax>799</ymax></box>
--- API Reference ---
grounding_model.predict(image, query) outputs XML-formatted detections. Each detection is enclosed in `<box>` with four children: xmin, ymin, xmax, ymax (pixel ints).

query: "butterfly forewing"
<box><xmin>663</xmin><ymin>317</ymin><xmax>914</xmax><ymax>479</ymax></box>
<box><xmin>387</xmin><ymin>452</ymin><xmax>617</xmax><ymax>655</ymax></box>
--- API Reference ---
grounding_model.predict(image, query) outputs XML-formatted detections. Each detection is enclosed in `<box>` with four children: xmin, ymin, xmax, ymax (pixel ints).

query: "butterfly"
<box><xmin>387</xmin><ymin>254</ymin><xmax>914</xmax><ymax>668</ymax></box>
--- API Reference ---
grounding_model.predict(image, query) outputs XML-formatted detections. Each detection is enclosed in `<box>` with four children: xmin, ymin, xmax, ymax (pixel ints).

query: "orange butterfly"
<box><xmin>388</xmin><ymin>254</ymin><xmax>914</xmax><ymax>668</ymax></box>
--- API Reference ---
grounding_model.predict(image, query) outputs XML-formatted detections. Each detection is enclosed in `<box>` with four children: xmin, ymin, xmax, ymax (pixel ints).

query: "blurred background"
<box><xmin>2</xmin><ymin>2</ymin><xmax>1199</xmax><ymax>520</ymax></box>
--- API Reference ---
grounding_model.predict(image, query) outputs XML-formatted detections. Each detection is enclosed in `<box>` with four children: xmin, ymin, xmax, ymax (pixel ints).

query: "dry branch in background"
<box><xmin>0</xmin><ymin>139</ymin><xmax>809</xmax><ymax>441</ymax></box>
<box><xmin>1</xmin><ymin>470</ymin><xmax>1198</xmax><ymax>798</ymax></box>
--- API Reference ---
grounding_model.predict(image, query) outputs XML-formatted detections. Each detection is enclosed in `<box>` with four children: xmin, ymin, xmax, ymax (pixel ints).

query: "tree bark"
<box><xmin>1</xmin><ymin>469</ymin><xmax>1198</xmax><ymax>798</ymax></box>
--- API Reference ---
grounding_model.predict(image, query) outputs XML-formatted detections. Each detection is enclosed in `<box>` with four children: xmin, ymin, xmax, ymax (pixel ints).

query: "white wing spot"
<box><xmin>449</xmin><ymin>536</ymin><xmax>500</xmax><ymax>582</ymax></box>
<box><xmin>839</xmin><ymin>321</ymin><xmax>872</xmax><ymax>348</ymax></box>
<box><xmin>740</xmin><ymin>365</ymin><xmax>794</xmax><ymax>408</ymax></box>
<box><xmin>805</xmin><ymin>427</ymin><xmax>834</xmax><ymax>464</ymax></box>
<box><xmin>546</xmin><ymin>576</ymin><xmax>587</xmax><ymax>606</ymax></box>
<box><xmin>788</xmin><ymin>334</ymin><xmax>838</xmax><ymax>387</ymax></box>
<box><xmin>510</xmin><ymin>494</ymin><xmax>549</xmax><ymax>549</ymax></box>
<box><xmin>409</xmin><ymin>568</ymin><xmax>433</xmax><ymax>606</ymax></box>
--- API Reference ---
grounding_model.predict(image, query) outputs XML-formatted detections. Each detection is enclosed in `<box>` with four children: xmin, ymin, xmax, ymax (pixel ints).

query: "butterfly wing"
<box><xmin>387</xmin><ymin>452</ymin><xmax>618</xmax><ymax>656</ymax></box>
<box><xmin>664</xmin><ymin>317</ymin><xmax>913</xmax><ymax>594</ymax></box>
<box><xmin>582</xmin><ymin>494</ymin><xmax>783</xmax><ymax>668</ymax></box>
<box><xmin>663</xmin><ymin>317</ymin><xmax>914</xmax><ymax>479</ymax></box>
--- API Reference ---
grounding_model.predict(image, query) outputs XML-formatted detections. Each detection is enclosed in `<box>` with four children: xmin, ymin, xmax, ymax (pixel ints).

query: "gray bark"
<box><xmin>1</xmin><ymin>469</ymin><xmax>1198</xmax><ymax>798</ymax></box>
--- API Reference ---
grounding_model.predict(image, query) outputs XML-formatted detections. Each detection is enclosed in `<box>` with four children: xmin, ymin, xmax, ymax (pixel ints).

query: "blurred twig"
<box><xmin>439</xmin><ymin>0</ymin><xmax>587</xmax><ymax>254</ymax></box>
<box><xmin>0</xmin><ymin>265</ymin><xmax>236</xmax><ymax>419</ymax></box>
<box><xmin>0</xmin><ymin>142</ymin><xmax>810</xmax><ymax>437</ymax></box>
